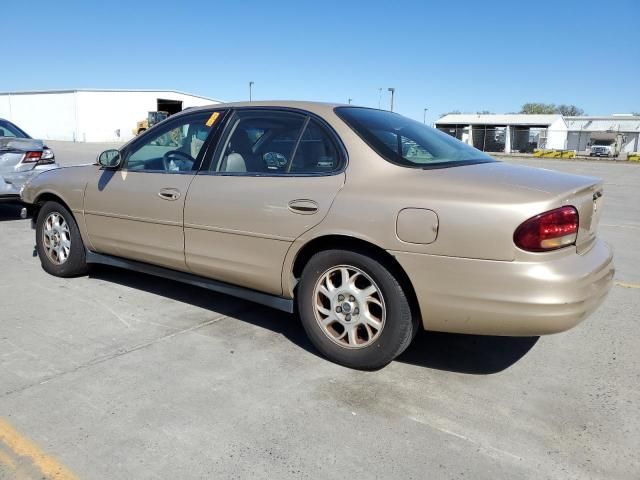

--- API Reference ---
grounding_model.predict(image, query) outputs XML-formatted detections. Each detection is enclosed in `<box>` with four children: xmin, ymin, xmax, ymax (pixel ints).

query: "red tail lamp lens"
<box><xmin>22</xmin><ymin>151</ymin><xmax>42</xmax><ymax>162</ymax></box>
<box><xmin>514</xmin><ymin>206</ymin><xmax>579</xmax><ymax>252</ymax></box>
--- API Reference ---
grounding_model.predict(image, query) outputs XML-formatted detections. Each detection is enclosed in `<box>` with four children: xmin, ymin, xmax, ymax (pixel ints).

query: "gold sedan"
<box><xmin>21</xmin><ymin>102</ymin><xmax>614</xmax><ymax>369</ymax></box>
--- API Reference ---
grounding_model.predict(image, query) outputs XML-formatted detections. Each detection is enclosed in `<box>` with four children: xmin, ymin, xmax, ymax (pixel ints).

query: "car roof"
<box><xmin>184</xmin><ymin>100</ymin><xmax>349</xmax><ymax>117</ymax></box>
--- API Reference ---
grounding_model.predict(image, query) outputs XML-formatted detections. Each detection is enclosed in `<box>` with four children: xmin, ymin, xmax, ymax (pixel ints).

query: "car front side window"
<box><xmin>125</xmin><ymin>112</ymin><xmax>217</xmax><ymax>173</ymax></box>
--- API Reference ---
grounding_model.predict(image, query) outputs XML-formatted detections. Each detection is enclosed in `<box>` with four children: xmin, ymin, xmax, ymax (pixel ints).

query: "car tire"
<box><xmin>36</xmin><ymin>201</ymin><xmax>89</xmax><ymax>277</ymax></box>
<box><xmin>297</xmin><ymin>249</ymin><xmax>417</xmax><ymax>370</ymax></box>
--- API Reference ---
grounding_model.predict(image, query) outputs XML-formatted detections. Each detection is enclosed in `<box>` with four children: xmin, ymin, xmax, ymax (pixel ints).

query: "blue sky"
<box><xmin>4</xmin><ymin>0</ymin><xmax>639</xmax><ymax>123</ymax></box>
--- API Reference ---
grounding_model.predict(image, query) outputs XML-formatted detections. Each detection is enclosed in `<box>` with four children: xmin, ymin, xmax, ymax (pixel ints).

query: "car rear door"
<box><xmin>184</xmin><ymin>108</ymin><xmax>346</xmax><ymax>295</ymax></box>
<box><xmin>83</xmin><ymin>110</ymin><xmax>223</xmax><ymax>270</ymax></box>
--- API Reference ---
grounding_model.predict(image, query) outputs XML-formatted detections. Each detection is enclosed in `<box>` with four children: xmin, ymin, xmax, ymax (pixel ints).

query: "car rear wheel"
<box><xmin>297</xmin><ymin>249</ymin><xmax>417</xmax><ymax>370</ymax></box>
<box><xmin>36</xmin><ymin>201</ymin><xmax>89</xmax><ymax>277</ymax></box>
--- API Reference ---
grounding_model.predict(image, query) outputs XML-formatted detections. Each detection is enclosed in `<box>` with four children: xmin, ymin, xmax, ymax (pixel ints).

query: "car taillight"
<box><xmin>514</xmin><ymin>206</ymin><xmax>579</xmax><ymax>252</ymax></box>
<box><xmin>22</xmin><ymin>151</ymin><xmax>42</xmax><ymax>163</ymax></box>
<box><xmin>22</xmin><ymin>150</ymin><xmax>55</xmax><ymax>165</ymax></box>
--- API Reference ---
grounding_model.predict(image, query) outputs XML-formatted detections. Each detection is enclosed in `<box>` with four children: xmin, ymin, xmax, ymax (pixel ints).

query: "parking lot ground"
<box><xmin>1</xmin><ymin>145</ymin><xmax>639</xmax><ymax>479</ymax></box>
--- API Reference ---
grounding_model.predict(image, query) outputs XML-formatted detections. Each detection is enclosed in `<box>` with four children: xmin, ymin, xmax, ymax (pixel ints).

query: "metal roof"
<box><xmin>564</xmin><ymin>116</ymin><xmax>640</xmax><ymax>132</ymax></box>
<box><xmin>0</xmin><ymin>88</ymin><xmax>223</xmax><ymax>103</ymax></box>
<box><xmin>436</xmin><ymin>114</ymin><xmax>563</xmax><ymax>126</ymax></box>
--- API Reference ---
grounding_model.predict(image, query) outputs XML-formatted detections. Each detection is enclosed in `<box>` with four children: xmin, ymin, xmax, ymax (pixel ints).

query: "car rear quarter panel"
<box><xmin>283</xmin><ymin>109</ymin><xmax>604</xmax><ymax>299</ymax></box>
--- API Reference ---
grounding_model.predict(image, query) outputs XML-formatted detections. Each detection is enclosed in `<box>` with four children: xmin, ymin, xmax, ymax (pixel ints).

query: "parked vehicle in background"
<box><xmin>21</xmin><ymin>102</ymin><xmax>614</xmax><ymax>369</ymax></box>
<box><xmin>0</xmin><ymin>119</ymin><xmax>58</xmax><ymax>202</ymax></box>
<box><xmin>133</xmin><ymin>111</ymin><xmax>169</xmax><ymax>135</ymax></box>
<box><xmin>589</xmin><ymin>142</ymin><xmax>617</xmax><ymax>158</ymax></box>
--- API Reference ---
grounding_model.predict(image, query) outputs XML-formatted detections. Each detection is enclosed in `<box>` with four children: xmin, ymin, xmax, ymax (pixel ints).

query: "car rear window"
<box><xmin>0</xmin><ymin>119</ymin><xmax>30</xmax><ymax>139</ymax></box>
<box><xmin>335</xmin><ymin>107</ymin><xmax>495</xmax><ymax>169</ymax></box>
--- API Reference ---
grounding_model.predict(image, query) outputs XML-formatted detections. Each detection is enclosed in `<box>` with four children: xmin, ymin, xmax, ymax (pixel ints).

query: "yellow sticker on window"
<box><xmin>205</xmin><ymin>111</ymin><xmax>220</xmax><ymax>127</ymax></box>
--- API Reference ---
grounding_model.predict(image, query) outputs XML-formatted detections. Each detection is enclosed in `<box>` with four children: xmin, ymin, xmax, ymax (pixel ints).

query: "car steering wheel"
<box><xmin>162</xmin><ymin>150</ymin><xmax>195</xmax><ymax>172</ymax></box>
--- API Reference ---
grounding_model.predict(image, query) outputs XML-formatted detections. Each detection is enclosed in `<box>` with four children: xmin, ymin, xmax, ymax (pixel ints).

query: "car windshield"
<box><xmin>335</xmin><ymin>107</ymin><xmax>495</xmax><ymax>168</ymax></box>
<box><xmin>0</xmin><ymin>119</ymin><xmax>30</xmax><ymax>139</ymax></box>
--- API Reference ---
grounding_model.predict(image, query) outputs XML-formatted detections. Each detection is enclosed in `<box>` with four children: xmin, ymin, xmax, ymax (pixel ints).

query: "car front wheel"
<box><xmin>297</xmin><ymin>249</ymin><xmax>417</xmax><ymax>370</ymax></box>
<box><xmin>36</xmin><ymin>201</ymin><xmax>89</xmax><ymax>277</ymax></box>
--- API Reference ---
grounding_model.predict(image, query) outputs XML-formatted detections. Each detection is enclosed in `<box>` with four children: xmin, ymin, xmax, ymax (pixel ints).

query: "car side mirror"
<box><xmin>98</xmin><ymin>149</ymin><xmax>121</xmax><ymax>168</ymax></box>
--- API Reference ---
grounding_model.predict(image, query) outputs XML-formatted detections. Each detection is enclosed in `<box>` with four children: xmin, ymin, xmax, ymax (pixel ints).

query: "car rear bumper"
<box><xmin>392</xmin><ymin>239</ymin><xmax>614</xmax><ymax>336</ymax></box>
<box><xmin>1</xmin><ymin>164</ymin><xmax>58</xmax><ymax>201</ymax></box>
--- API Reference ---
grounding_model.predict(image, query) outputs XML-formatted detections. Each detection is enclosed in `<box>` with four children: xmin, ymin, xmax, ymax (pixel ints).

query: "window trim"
<box><xmin>334</xmin><ymin>106</ymin><xmax>496</xmax><ymax>170</ymax></box>
<box><xmin>197</xmin><ymin>106</ymin><xmax>348</xmax><ymax>178</ymax></box>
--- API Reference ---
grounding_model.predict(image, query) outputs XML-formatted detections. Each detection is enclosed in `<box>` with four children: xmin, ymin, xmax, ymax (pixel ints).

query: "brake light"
<box><xmin>22</xmin><ymin>150</ymin><xmax>55</xmax><ymax>165</ymax></box>
<box><xmin>514</xmin><ymin>206</ymin><xmax>579</xmax><ymax>252</ymax></box>
<box><xmin>22</xmin><ymin>151</ymin><xmax>42</xmax><ymax>163</ymax></box>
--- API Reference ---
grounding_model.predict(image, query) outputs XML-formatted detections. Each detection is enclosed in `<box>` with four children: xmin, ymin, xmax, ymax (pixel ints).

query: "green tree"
<box><xmin>557</xmin><ymin>104</ymin><xmax>585</xmax><ymax>116</ymax></box>
<box><xmin>520</xmin><ymin>103</ymin><xmax>557</xmax><ymax>114</ymax></box>
<box><xmin>520</xmin><ymin>103</ymin><xmax>586</xmax><ymax>115</ymax></box>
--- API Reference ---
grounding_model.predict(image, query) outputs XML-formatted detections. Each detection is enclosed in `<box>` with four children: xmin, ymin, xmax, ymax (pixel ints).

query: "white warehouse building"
<box><xmin>435</xmin><ymin>114</ymin><xmax>568</xmax><ymax>153</ymax></box>
<box><xmin>0</xmin><ymin>89</ymin><xmax>220</xmax><ymax>142</ymax></box>
<box><xmin>436</xmin><ymin>113</ymin><xmax>640</xmax><ymax>156</ymax></box>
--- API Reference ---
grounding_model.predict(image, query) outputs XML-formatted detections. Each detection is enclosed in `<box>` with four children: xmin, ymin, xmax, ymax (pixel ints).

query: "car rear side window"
<box><xmin>213</xmin><ymin>110</ymin><xmax>343</xmax><ymax>175</ymax></box>
<box><xmin>335</xmin><ymin>107</ymin><xmax>495</xmax><ymax>169</ymax></box>
<box><xmin>0</xmin><ymin>120</ymin><xmax>29</xmax><ymax>139</ymax></box>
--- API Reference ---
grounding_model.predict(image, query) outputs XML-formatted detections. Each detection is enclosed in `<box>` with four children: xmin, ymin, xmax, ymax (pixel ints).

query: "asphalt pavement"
<box><xmin>0</xmin><ymin>143</ymin><xmax>638</xmax><ymax>479</ymax></box>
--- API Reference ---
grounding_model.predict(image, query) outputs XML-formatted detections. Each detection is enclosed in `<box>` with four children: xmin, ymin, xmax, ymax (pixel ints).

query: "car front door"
<box><xmin>83</xmin><ymin>110</ymin><xmax>222</xmax><ymax>270</ymax></box>
<box><xmin>184</xmin><ymin>108</ymin><xmax>346</xmax><ymax>295</ymax></box>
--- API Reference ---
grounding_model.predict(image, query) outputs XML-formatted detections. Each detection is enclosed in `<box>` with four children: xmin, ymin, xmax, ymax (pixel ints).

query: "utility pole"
<box><xmin>249</xmin><ymin>81</ymin><xmax>254</xmax><ymax>102</ymax></box>
<box><xmin>423</xmin><ymin>107</ymin><xmax>429</xmax><ymax>124</ymax></box>
<box><xmin>388</xmin><ymin>88</ymin><xmax>395</xmax><ymax>112</ymax></box>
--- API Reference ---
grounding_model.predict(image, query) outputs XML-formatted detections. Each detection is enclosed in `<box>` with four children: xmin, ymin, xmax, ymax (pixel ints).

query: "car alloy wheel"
<box><xmin>312</xmin><ymin>265</ymin><xmax>386</xmax><ymax>349</ymax></box>
<box><xmin>42</xmin><ymin>212</ymin><xmax>71</xmax><ymax>265</ymax></box>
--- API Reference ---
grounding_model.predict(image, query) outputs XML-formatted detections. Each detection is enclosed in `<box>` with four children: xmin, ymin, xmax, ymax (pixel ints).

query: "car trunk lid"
<box><xmin>0</xmin><ymin>137</ymin><xmax>44</xmax><ymax>173</ymax></box>
<box><xmin>469</xmin><ymin>162</ymin><xmax>604</xmax><ymax>253</ymax></box>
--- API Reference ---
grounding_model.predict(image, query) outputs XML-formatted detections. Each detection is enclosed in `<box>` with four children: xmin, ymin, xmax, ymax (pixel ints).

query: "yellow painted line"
<box><xmin>616</xmin><ymin>281</ymin><xmax>640</xmax><ymax>289</ymax></box>
<box><xmin>0</xmin><ymin>418</ymin><xmax>78</xmax><ymax>479</ymax></box>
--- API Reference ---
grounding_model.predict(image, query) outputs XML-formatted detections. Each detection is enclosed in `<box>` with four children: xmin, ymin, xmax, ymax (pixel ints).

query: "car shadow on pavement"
<box><xmin>88</xmin><ymin>265</ymin><xmax>317</xmax><ymax>354</ymax></box>
<box><xmin>396</xmin><ymin>330</ymin><xmax>539</xmax><ymax>374</ymax></box>
<box><xmin>89</xmin><ymin>265</ymin><xmax>539</xmax><ymax>374</ymax></box>
<box><xmin>0</xmin><ymin>203</ymin><xmax>25</xmax><ymax>221</ymax></box>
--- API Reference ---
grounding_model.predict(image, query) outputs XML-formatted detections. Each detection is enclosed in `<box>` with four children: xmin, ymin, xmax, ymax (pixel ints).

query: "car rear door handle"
<box><xmin>288</xmin><ymin>199</ymin><xmax>319</xmax><ymax>215</ymax></box>
<box><xmin>158</xmin><ymin>188</ymin><xmax>181</xmax><ymax>201</ymax></box>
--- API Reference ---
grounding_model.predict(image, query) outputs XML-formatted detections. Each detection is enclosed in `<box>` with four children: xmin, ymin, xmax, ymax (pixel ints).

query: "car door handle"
<box><xmin>288</xmin><ymin>199</ymin><xmax>319</xmax><ymax>215</ymax></box>
<box><xmin>158</xmin><ymin>188</ymin><xmax>181</xmax><ymax>201</ymax></box>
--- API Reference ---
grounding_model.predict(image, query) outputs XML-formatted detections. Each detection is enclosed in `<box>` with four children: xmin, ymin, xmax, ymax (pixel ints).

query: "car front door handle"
<box><xmin>288</xmin><ymin>199</ymin><xmax>319</xmax><ymax>215</ymax></box>
<box><xmin>158</xmin><ymin>188</ymin><xmax>181</xmax><ymax>201</ymax></box>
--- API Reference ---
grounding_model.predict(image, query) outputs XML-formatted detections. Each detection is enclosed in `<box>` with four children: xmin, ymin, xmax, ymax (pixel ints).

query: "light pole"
<box><xmin>378</xmin><ymin>88</ymin><xmax>382</xmax><ymax>109</ymax></box>
<box><xmin>388</xmin><ymin>87</ymin><xmax>395</xmax><ymax>112</ymax></box>
<box><xmin>249</xmin><ymin>81</ymin><xmax>254</xmax><ymax>102</ymax></box>
<box><xmin>348</xmin><ymin>98</ymin><xmax>352</xmax><ymax>104</ymax></box>
<box><xmin>423</xmin><ymin>107</ymin><xmax>429</xmax><ymax>124</ymax></box>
